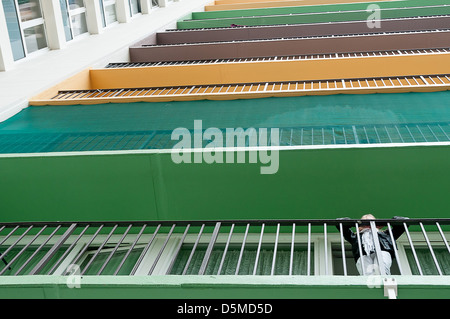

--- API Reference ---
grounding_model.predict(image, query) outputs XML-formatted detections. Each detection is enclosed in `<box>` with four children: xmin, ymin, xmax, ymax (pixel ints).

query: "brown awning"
<box><xmin>130</xmin><ymin>30</ymin><xmax>450</xmax><ymax>63</ymax></box>
<box><xmin>151</xmin><ymin>16</ymin><xmax>450</xmax><ymax>45</ymax></box>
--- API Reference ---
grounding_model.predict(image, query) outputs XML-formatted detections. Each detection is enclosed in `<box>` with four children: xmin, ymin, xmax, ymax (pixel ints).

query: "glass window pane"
<box><xmin>0</xmin><ymin>246</ymin><xmax>66</xmax><ymax>275</ymax></box>
<box><xmin>170</xmin><ymin>244</ymin><xmax>312</xmax><ymax>275</ymax></box>
<box><xmin>59</xmin><ymin>0</ymin><xmax>73</xmax><ymax>41</ymax></box>
<box><xmin>80</xmin><ymin>247</ymin><xmax>144</xmax><ymax>275</ymax></box>
<box><xmin>70</xmin><ymin>12</ymin><xmax>88</xmax><ymax>37</ymax></box>
<box><xmin>98</xmin><ymin>0</ymin><xmax>106</xmax><ymax>27</ymax></box>
<box><xmin>332</xmin><ymin>244</ymin><xmax>401</xmax><ymax>276</ymax></box>
<box><xmin>129</xmin><ymin>0</ymin><xmax>140</xmax><ymax>15</ymax></box>
<box><xmin>68</xmin><ymin>0</ymin><xmax>85</xmax><ymax>9</ymax></box>
<box><xmin>151</xmin><ymin>0</ymin><xmax>158</xmax><ymax>8</ymax></box>
<box><xmin>23</xmin><ymin>24</ymin><xmax>47</xmax><ymax>54</ymax></box>
<box><xmin>2</xmin><ymin>0</ymin><xmax>25</xmax><ymax>61</ymax></box>
<box><xmin>406</xmin><ymin>247</ymin><xmax>450</xmax><ymax>275</ymax></box>
<box><xmin>105</xmin><ymin>3</ymin><xmax>117</xmax><ymax>25</ymax></box>
<box><xmin>18</xmin><ymin>0</ymin><xmax>42</xmax><ymax>22</ymax></box>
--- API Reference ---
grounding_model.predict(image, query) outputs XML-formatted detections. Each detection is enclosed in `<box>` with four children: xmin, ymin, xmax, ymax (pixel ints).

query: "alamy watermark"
<box><xmin>170</xmin><ymin>120</ymin><xmax>280</xmax><ymax>174</ymax></box>
<box><xmin>66</xmin><ymin>264</ymin><xmax>81</xmax><ymax>289</ymax></box>
<box><xmin>366</xmin><ymin>4</ymin><xmax>381</xmax><ymax>29</ymax></box>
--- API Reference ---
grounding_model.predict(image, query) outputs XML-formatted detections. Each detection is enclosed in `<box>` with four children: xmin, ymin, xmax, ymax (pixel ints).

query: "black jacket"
<box><xmin>336</xmin><ymin>217</ymin><xmax>408</xmax><ymax>262</ymax></box>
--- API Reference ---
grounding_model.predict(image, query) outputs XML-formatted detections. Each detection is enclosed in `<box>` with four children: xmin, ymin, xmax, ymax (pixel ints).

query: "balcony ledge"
<box><xmin>0</xmin><ymin>275</ymin><xmax>449</xmax><ymax>299</ymax></box>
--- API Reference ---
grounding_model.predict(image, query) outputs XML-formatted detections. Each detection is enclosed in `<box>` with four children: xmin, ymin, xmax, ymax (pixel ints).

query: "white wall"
<box><xmin>0</xmin><ymin>0</ymin><xmax>211</xmax><ymax>123</ymax></box>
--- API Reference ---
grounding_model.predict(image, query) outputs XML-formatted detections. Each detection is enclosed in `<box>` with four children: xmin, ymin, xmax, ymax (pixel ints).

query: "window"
<box><xmin>170</xmin><ymin>243</ymin><xmax>313</xmax><ymax>276</ymax></box>
<box><xmin>129</xmin><ymin>0</ymin><xmax>141</xmax><ymax>15</ymax></box>
<box><xmin>151</xmin><ymin>0</ymin><xmax>158</xmax><ymax>9</ymax></box>
<box><xmin>2</xmin><ymin>0</ymin><xmax>47</xmax><ymax>61</ymax></box>
<box><xmin>405</xmin><ymin>246</ymin><xmax>450</xmax><ymax>275</ymax></box>
<box><xmin>0</xmin><ymin>245</ymin><xmax>67</xmax><ymax>276</ymax></box>
<box><xmin>99</xmin><ymin>0</ymin><xmax>117</xmax><ymax>27</ymax></box>
<box><xmin>59</xmin><ymin>0</ymin><xmax>88</xmax><ymax>41</ymax></box>
<box><xmin>78</xmin><ymin>245</ymin><xmax>145</xmax><ymax>275</ymax></box>
<box><xmin>331</xmin><ymin>243</ymin><xmax>401</xmax><ymax>276</ymax></box>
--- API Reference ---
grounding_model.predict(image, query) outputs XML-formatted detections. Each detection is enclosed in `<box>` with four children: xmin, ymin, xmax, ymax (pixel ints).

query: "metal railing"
<box><xmin>105</xmin><ymin>48</ymin><xmax>450</xmax><ymax>69</ymax></box>
<box><xmin>0</xmin><ymin>121</ymin><xmax>449</xmax><ymax>154</ymax></box>
<box><xmin>0</xmin><ymin>219</ymin><xmax>448</xmax><ymax>276</ymax></box>
<box><xmin>164</xmin><ymin>15</ymin><xmax>450</xmax><ymax>32</ymax></box>
<box><xmin>139</xmin><ymin>29</ymin><xmax>450</xmax><ymax>47</ymax></box>
<box><xmin>44</xmin><ymin>74</ymin><xmax>450</xmax><ymax>104</ymax></box>
<box><xmin>165</xmin><ymin>14</ymin><xmax>448</xmax><ymax>32</ymax></box>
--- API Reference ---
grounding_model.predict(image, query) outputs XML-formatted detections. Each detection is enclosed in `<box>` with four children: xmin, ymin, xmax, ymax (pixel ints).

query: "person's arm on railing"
<box><xmin>388</xmin><ymin>216</ymin><xmax>410</xmax><ymax>240</ymax></box>
<box><xmin>336</xmin><ymin>217</ymin><xmax>354</xmax><ymax>242</ymax></box>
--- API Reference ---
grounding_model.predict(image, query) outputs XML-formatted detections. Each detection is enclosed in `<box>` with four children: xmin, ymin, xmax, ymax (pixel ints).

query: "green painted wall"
<box><xmin>0</xmin><ymin>145</ymin><xmax>449</xmax><ymax>223</ymax></box>
<box><xmin>191</xmin><ymin>0</ymin><xmax>447</xmax><ymax>20</ymax></box>
<box><xmin>177</xmin><ymin>6</ymin><xmax>450</xmax><ymax>29</ymax></box>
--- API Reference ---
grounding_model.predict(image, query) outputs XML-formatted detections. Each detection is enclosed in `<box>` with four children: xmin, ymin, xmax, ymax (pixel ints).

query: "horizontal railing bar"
<box><xmin>0</xmin><ymin>218</ymin><xmax>449</xmax><ymax>229</ymax></box>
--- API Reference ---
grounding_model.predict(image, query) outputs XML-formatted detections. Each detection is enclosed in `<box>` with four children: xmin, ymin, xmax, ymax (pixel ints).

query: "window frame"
<box><xmin>326</xmin><ymin>230</ymin><xmax>450</xmax><ymax>276</ymax></box>
<box><xmin>99</xmin><ymin>0</ymin><xmax>118</xmax><ymax>28</ymax></box>
<box><xmin>128</xmin><ymin>0</ymin><xmax>141</xmax><ymax>17</ymax></box>
<box><xmin>3</xmin><ymin>0</ymin><xmax>49</xmax><ymax>60</ymax></box>
<box><xmin>61</xmin><ymin>0</ymin><xmax>89</xmax><ymax>41</ymax></box>
<box><xmin>396</xmin><ymin>231</ymin><xmax>450</xmax><ymax>276</ymax></box>
<box><xmin>162</xmin><ymin>230</ymin><xmax>320</xmax><ymax>276</ymax></box>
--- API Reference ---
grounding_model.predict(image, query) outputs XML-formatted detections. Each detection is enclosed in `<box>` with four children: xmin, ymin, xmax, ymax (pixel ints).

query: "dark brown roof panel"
<box><xmin>152</xmin><ymin>16</ymin><xmax>450</xmax><ymax>45</ymax></box>
<box><xmin>130</xmin><ymin>31</ymin><xmax>450</xmax><ymax>63</ymax></box>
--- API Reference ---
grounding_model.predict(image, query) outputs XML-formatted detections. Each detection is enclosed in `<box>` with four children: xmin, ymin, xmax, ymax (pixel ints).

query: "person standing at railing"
<box><xmin>336</xmin><ymin>214</ymin><xmax>409</xmax><ymax>276</ymax></box>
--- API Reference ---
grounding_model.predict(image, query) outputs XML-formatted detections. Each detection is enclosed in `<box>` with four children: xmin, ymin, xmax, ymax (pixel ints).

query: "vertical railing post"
<box><xmin>355</xmin><ymin>223</ymin><xmax>366</xmax><ymax>275</ymax></box>
<box><xmin>386</xmin><ymin>222</ymin><xmax>403</xmax><ymax>275</ymax></box>
<box><xmin>81</xmin><ymin>225</ymin><xmax>118</xmax><ymax>275</ymax></box>
<box><xmin>370</xmin><ymin>221</ymin><xmax>386</xmax><ymax>276</ymax></box>
<box><xmin>0</xmin><ymin>226</ymin><xmax>33</xmax><ymax>266</ymax></box>
<box><xmin>217</xmin><ymin>224</ymin><xmax>234</xmax><ymax>276</ymax></box>
<box><xmin>235</xmin><ymin>224</ymin><xmax>250</xmax><ymax>275</ymax></box>
<box><xmin>403</xmin><ymin>222</ymin><xmax>423</xmax><ymax>276</ymax></box>
<box><xmin>436</xmin><ymin>222</ymin><xmax>450</xmax><ymax>254</ymax></box>
<box><xmin>339</xmin><ymin>223</ymin><xmax>347</xmax><ymax>276</ymax></box>
<box><xmin>166</xmin><ymin>224</ymin><xmax>190</xmax><ymax>275</ymax></box>
<box><xmin>199</xmin><ymin>222</ymin><xmax>221</xmax><ymax>275</ymax></box>
<box><xmin>148</xmin><ymin>224</ymin><xmax>176</xmax><ymax>275</ymax></box>
<box><xmin>324</xmin><ymin>223</ymin><xmax>328</xmax><ymax>275</ymax></box>
<box><xmin>182</xmin><ymin>224</ymin><xmax>205</xmax><ymax>275</ymax></box>
<box><xmin>30</xmin><ymin>223</ymin><xmax>77</xmax><ymax>275</ymax></box>
<box><xmin>130</xmin><ymin>224</ymin><xmax>161</xmax><ymax>275</ymax></box>
<box><xmin>253</xmin><ymin>223</ymin><xmax>265</xmax><ymax>276</ymax></box>
<box><xmin>115</xmin><ymin>224</ymin><xmax>147</xmax><ymax>276</ymax></box>
<box><xmin>0</xmin><ymin>226</ymin><xmax>48</xmax><ymax>275</ymax></box>
<box><xmin>289</xmin><ymin>223</ymin><xmax>295</xmax><ymax>276</ymax></box>
<box><xmin>97</xmin><ymin>224</ymin><xmax>133</xmax><ymax>275</ymax></box>
<box><xmin>48</xmin><ymin>225</ymin><xmax>90</xmax><ymax>275</ymax></box>
<box><xmin>419</xmin><ymin>222</ymin><xmax>442</xmax><ymax>276</ymax></box>
<box><xmin>307</xmin><ymin>223</ymin><xmax>311</xmax><ymax>276</ymax></box>
<box><xmin>270</xmin><ymin>223</ymin><xmax>280</xmax><ymax>276</ymax></box>
<box><xmin>14</xmin><ymin>226</ymin><xmax>62</xmax><ymax>276</ymax></box>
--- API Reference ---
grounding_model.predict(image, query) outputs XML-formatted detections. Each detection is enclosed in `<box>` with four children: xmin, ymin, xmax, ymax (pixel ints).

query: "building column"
<box><xmin>85</xmin><ymin>0</ymin><xmax>104</xmax><ymax>34</ymax></box>
<box><xmin>0</xmin><ymin>3</ymin><xmax>14</xmax><ymax>71</ymax></box>
<box><xmin>158</xmin><ymin>0</ymin><xmax>168</xmax><ymax>8</ymax></box>
<box><xmin>140</xmin><ymin>0</ymin><xmax>151</xmax><ymax>14</ymax></box>
<box><xmin>116</xmin><ymin>0</ymin><xmax>131</xmax><ymax>23</ymax></box>
<box><xmin>40</xmin><ymin>0</ymin><xmax>67</xmax><ymax>50</ymax></box>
